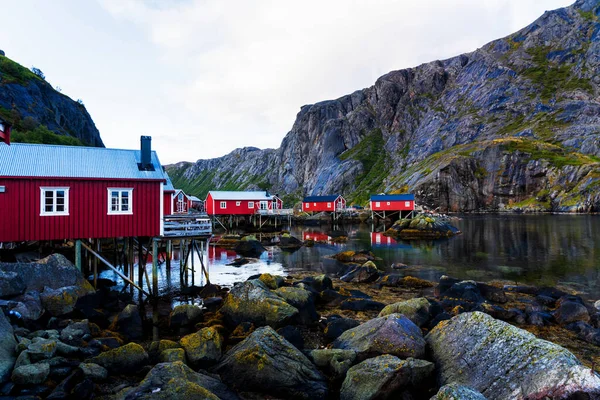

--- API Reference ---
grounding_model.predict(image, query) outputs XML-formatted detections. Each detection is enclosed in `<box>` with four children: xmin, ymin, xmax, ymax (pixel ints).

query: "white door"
<box><xmin>260</xmin><ymin>201</ymin><xmax>268</xmax><ymax>210</ymax></box>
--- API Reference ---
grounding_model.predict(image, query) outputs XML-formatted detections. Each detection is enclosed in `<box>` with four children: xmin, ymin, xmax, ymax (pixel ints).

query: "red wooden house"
<box><xmin>370</xmin><ymin>194</ymin><xmax>415</xmax><ymax>219</ymax></box>
<box><xmin>0</xmin><ymin>136</ymin><xmax>172</xmax><ymax>242</ymax></box>
<box><xmin>171</xmin><ymin>189</ymin><xmax>193</xmax><ymax>214</ymax></box>
<box><xmin>205</xmin><ymin>191</ymin><xmax>283</xmax><ymax>215</ymax></box>
<box><xmin>0</xmin><ymin>117</ymin><xmax>11</xmax><ymax>145</ymax></box>
<box><xmin>302</xmin><ymin>195</ymin><xmax>346</xmax><ymax>213</ymax></box>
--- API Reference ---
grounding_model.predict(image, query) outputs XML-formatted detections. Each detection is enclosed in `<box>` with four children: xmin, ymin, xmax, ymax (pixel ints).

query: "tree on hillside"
<box><xmin>30</xmin><ymin>67</ymin><xmax>45</xmax><ymax>80</ymax></box>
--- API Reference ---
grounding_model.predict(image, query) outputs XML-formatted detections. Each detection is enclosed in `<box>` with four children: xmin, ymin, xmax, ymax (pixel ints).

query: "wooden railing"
<box><xmin>255</xmin><ymin>208</ymin><xmax>294</xmax><ymax>216</ymax></box>
<box><xmin>163</xmin><ymin>214</ymin><xmax>212</xmax><ymax>237</ymax></box>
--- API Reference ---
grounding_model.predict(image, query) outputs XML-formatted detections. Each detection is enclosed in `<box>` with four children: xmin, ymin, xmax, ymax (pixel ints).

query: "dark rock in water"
<box><xmin>308</xmin><ymin>349</ymin><xmax>357</xmax><ymax>378</ymax></box>
<box><xmin>437</xmin><ymin>276</ymin><xmax>460</xmax><ymax>295</ymax></box>
<box><xmin>227</xmin><ymin>257</ymin><xmax>249</xmax><ymax>267</ymax></box>
<box><xmin>476</xmin><ymin>282</ymin><xmax>507</xmax><ymax>303</ymax></box>
<box><xmin>389</xmin><ymin>215</ymin><xmax>461</xmax><ymax>240</ymax></box>
<box><xmin>340</xmin><ymin>355</ymin><xmax>434</xmax><ymax>400</ymax></box>
<box><xmin>319</xmin><ymin>289</ymin><xmax>349</xmax><ymax>306</ymax></box>
<box><xmin>220</xmin><ymin>280</ymin><xmax>298</xmax><ymax>328</ymax></box>
<box><xmin>431</xmin><ymin>383</ymin><xmax>486</xmax><ymax>399</ymax></box>
<box><xmin>554</xmin><ymin>300</ymin><xmax>590</xmax><ymax>325</ymax></box>
<box><xmin>214</xmin><ymin>326</ymin><xmax>328</xmax><ymax>399</ymax></box>
<box><xmin>324</xmin><ymin>317</ymin><xmax>360</xmax><ymax>341</ymax></box>
<box><xmin>109</xmin><ymin>304</ymin><xmax>143</xmax><ymax>340</ymax></box>
<box><xmin>169</xmin><ymin>304</ymin><xmax>204</xmax><ymax>330</ymax></box>
<box><xmin>333</xmin><ymin>250</ymin><xmax>377</xmax><ymax>263</ymax></box>
<box><xmin>391</xmin><ymin>263</ymin><xmax>409</xmax><ymax>270</ymax></box>
<box><xmin>340</xmin><ymin>298</ymin><xmax>385</xmax><ymax>312</ymax></box>
<box><xmin>12</xmin><ymin>363</ymin><xmax>50</xmax><ymax>385</ymax></box>
<box><xmin>426</xmin><ymin>312</ymin><xmax>600</xmax><ymax>398</ymax></box>
<box><xmin>276</xmin><ymin>325</ymin><xmax>304</xmax><ymax>349</ymax></box>
<box><xmin>0</xmin><ymin>270</ymin><xmax>25</xmax><ymax>298</ymax></box>
<box><xmin>297</xmin><ymin>274</ymin><xmax>333</xmax><ymax>293</ymax></box>
<box><xmin>333</xmin><ymin>314</ymin><xmax>426</xmax><ymax>360</ymax></box>
<box><xmin>538</xmin><ymin>287</ymin><xmax>570</xmax><ymax>300</ymax></box>
<box><xmin>203</xmin><ymin>297</ymin><xmax>223</xmax><ymax>312</ymax></box>
<box><xmin>89</xmin><ymin>343</ymin><xmax>149</xmax><ymax>375</ymax></box>
<box><xmin>121</xmin><ymin>361</ymin><xmax>239</xmax><ymax>400</ymax></box>
<box><xmin>439</xmin><ymin>280</ymin><xmax>484</xmax><ymax>310</ymax></box>
<box><xmin>378</xmin><ymin>297</ymin><xmax>431</xmax><ymax>327</ymax></box>
<box><xmin>565</xmin><ymin>321</ymin><xmax>600</xmax><ymax>346</ymax></box>
<box><xmin>0</xmin><ymin>254</ymin><xmax>94</xmax><ymax>295</ymax></box>
<box><xmin>340</xmin><ymin>262</ymin><xmax>380</xmax><ymax>283</ymax></box>
<box><xmin>278</xmin><ymin>235</ymin><xmax>303</xmax><ymax>249</ymax></box>
<box><xmin>346</xmin><ymin>289</ymin><xmax>372</xmax><ymax>299</ymax></box>
<box><xmin>234</xmin><ymin>240</ymin><xmax>265</xmax><ymax>258</ymax></box>
<box><xmin>179</xmin><ymin>327</ymin><xmax>223</xmax><ymax>368</ymax></box>
<box><xmin>0</xmin><ymin>311</ymin><xmax>17</xmax><ymax>383</ymax></box>
<box><xmin>503</xmin><ymin>284</ymin><xmax>538</xmax><ymax>295</ymax></box>
<box><xmin>274</xmin><ymin>287</ymin><xmax>319</xmax><ymax>325</ymax></box>
<box><xmin>535</xmin><ymin>294</ymin><xmax>556</xmax><ymax>307</ymax></box>
<box><xmin>481</xmin><ymin>304</ymin><xmax>516</xmax><ymax>322</ymax></box>
<box><xmin>375</xmin><ymin>273</ymin><xmax>404</xmax><ymax>287</ymax></box>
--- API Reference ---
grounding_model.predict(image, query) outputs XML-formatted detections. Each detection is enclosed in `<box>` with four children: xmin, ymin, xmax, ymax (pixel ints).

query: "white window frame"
<box><xmin>236</xmin><ymin>201</ymin><xmax>241</xmax><ymax>206</ymax></box>
<box><xmin>248</xmin><ymin>201</ymin><xmax>254</xmax><ymax>208</ymax></box>
<box><xmin>327</xmin><ymin>202</ymin><xmax>331</xmax><ymax>208</ymax></box>
<box><xmin>306</xmin><ymin>203</ymin><xmax>310</xmax><ymax>208</ymax></box>
<box><xmin>107</xmin><ymin>188</ymin><xmax>133</xmax><ymax>215</ymax></box>
<box><xmin>405</xmin><ymin>201</ymin><xmax>411</xmax><ymax>207</ymax></box>
<box><xmin>375</xmin><ymin>202</ymin><xmax>380</xmax><ymax>207</ymax></box>
<box><xmin>220</xmin><ymin>201</ymin><xmax>227</xmax><ymax>209</ymax></box>
<box><xmin>387</xmin><ymin>202</ymin><xmax>391</xmax><ymax>206</ymax></box>
<box><xmin>40</xmin><ymin>187</ymin><xmax>70</xmax><ymax>216</ymax></box>
<box><xmin>313</xmin><ymin>202</ymin><xmax>316</xmax><ymax>206</ymax></box>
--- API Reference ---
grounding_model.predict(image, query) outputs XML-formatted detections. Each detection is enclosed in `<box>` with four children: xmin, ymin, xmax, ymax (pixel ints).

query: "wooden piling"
<box><xmin>152</xmin><ymin>239</ymin><xmax>159</xmax><ymax>341</ymax></box>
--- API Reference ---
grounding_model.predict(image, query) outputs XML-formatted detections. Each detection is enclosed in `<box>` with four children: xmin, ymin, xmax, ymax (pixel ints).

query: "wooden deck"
<box><xmin>162</xmin><ymin>213</ymin><xmax>212</xmax><ymax>237</ymax></box>
<box><xmin>256</xmin><ymin>208</ymin><xmax>294</xmax><ymax>216</ymax></box>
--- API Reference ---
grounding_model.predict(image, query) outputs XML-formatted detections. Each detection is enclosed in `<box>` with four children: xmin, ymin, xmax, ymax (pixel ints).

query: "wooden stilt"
<box><xmin>138</xmin><ymin>237</ymin><xmax>144</xmax><ymax>310</ymax></box>
<box><xmin>128</xmin><ymin>238</ymin><xmax>134</xmax><ymax>296</ymax></box>
<box><xmin>166</xmin><ymin>240</ymin><xmax>172</xmax><ymax>285</ymax></box>
<box><xmin>152</xmin><ymin>239</ymin><xmax>159</xmax><ymax>341</ymax></box>
<box><xmin>75</xmin><ymin>239</ymin><xmax>82</xmax><ymax>271</ymax></box>
<box><xmin>93</xmin><ymin>239</ymin><xmax>99</xmax><ymax>289</ymax></box>
<box><xmin>191</xmin><ymin>239</ymin><xmax>195</xmax><ymax>287</ymax></box>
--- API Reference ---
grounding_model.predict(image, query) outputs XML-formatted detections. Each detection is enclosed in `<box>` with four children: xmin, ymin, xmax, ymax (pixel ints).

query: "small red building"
<box><xmin>205</xmin><ymin>191</ymin><xmax>282</xmax><ymax>216</ymax></box>
<box><xmin>302</xmin><ymin>195</ymin><xmax>346</xmax><ymax>213</ymax></box>
<box><xmin>0</xmin><ymin>136</ymin><xmax>171</xmax><ymax>242</ymax></box>
<box><xmin>370</xmin><ymin>194</ymin><xmax>415</xmax><ymax>211</ymax></box>
<box><xmin>171</xmin><ymin>189</ymin><xmax>193</xmax><ymax>214</ymax></box>
<box><xmin>0</xmin><ymin>117</ymin><xmax>11</xmax><ymax>145</ymax></box>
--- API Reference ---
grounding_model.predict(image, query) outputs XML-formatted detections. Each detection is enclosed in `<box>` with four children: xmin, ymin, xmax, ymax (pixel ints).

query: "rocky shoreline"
<box><xmin>0</xmin><ymin>253</ymin><xmax>599</xmax><ymax>399</ymax></box>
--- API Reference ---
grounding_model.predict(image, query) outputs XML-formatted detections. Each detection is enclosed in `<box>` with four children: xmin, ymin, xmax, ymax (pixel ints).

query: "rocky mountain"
<box><xmin>168</xmin><ymin>0</ymin><xmax>600</xmax><ymax>212</ymax></box>
<box><xmin>0</xmin><ymin>53</ymin><xmax>103</xmax><ymax>147</ymax></box>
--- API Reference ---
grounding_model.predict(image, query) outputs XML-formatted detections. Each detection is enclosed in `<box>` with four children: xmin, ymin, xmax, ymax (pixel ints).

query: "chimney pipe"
<box><xmin>140</xmin><ymin>136</ymin><xmax>154</xmax><ymax>171</ymax></box>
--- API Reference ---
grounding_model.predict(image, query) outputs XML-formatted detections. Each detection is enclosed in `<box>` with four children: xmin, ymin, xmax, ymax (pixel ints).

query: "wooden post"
<box><xmin>166</xmin><ymin>240</ymin><xmax>172</xmax><ymax>284</ymax></box>
<box><xmin>93</xmin><ymin>240</ymin><xmax>99</xmax><ymax>289</ymax></box>
<box><xmin>75</xmin><ymin>240</ymin><xmax>82</xmax><ymax>271</ymax></box>
<box><xmin>138</xmin><ymin>237</ymin><xmax>144</xmax><ymax>309</ymax></box>
<box><xmin>191</xmin><ymin>239</ymin><xmax>195</xmax><ymax>287</ymax></box>
<box><xmin>128</xmin><ymin>238</ymin><xmax>134</xmax><ymax>296</ymax></box>
<box><xmin>152</xmin><ymin>239</ymin><xmax>159</xmax><ymax>341</ymax></box>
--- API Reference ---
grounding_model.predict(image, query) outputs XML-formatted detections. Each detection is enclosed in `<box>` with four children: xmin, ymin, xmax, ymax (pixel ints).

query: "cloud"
<box><xmin>98</xmin><ymin>0</ymin><xmax>572</xmax><ymax>163</ymax></box>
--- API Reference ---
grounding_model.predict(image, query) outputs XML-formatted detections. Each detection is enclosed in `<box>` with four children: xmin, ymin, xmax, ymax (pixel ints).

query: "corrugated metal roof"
<box><xmin>163</xmin><ymin>171</ymin><xmax>175</xmax><ymax>191</ymax></box>
<box><xmin>208</xmin><ymin>191</ymin><xmax>274</xmax><ymax>200</ymax></box>
<box><xmin>303</xmin><ymin>195</ymin><xmax>341</xmax><ymax>202</ymax></box>
<box><xmin>0</xmin><ymin>143</ymin><xmax>168</xmax><ymax>181</ymax></box>
<box><xmin>370</xmin><ymin>194</ymin><xmax>415</xmax><ymax>201</ymax></box>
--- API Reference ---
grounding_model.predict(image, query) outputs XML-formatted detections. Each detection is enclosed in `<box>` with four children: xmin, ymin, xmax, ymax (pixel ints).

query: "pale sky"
<box><xmin>1</xmin><ymin>0</ymin><xmax>572</xmax><ymax>164</ymax></box>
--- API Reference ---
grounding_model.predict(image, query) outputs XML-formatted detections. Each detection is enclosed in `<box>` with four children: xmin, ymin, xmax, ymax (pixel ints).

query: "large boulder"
<box><xmin>220</xmin><ymin>280</ymin><xmax>298</xmax><ymax>328</ymax></box>
<box><xmin>324</xmin><ymin>317</ymin><xmax>360</xmax><ymax>341</ymax></box>
<box><xmin>340</xmin><ymin>262</ymin><xmax>380</xmax><ymax>283</ymax></box>
<box><xmin>179</xmin><ymin>327</ymin><xmax>223</xmax><ymax>367</ymax></box>
<box><xmin>234</xmin><ymin>240</ymin><xmax>265</xmax><ymax>258</ymax></box>
<box><xmin>109</xmin><ymin>304</ymin><xmax>143</xmax><ymax>340</ymax></box>
<box><xmin>426</xmin><ymin>312</ymin><xmax>600</xmax><ymax>399</ymax></box>
<box><xmin>10</xmin><ymin>291</ymin><xmax>44</xmax><ymax>321</ymax></box>
<box><xmin>0</xmin><ymin>254</ymin><xmax>94</xmax><ymax>294</ymax></box>
<box><xmin>554</xmin><ymin>300</ymin><xmax>590</xmax><ymax>325</ymax></box>
<box><xmin>121</xmin><ymin>361</ymin><xmax>238</xmax><ymax>400</ymax></box>
<box><xmin>274</xmin><ymin>287</ymin><xmax>319</xmax><ymax>324</ymax></box>
<box><xmin>430</xmin><ymin>384</ymin><xmax>486</xmax><ymax>400</ymax></box>
<box><xmin>40</xmin><ymin>286</ymin><xmax>81</xmax><ymax>316</ymax></box>
<box><xmin>89</xmin><ymin>343</ymin><xmax>149</xmax><ymax>375</ymax></box>
<box><xmin>308</xmin><ymin>349</ymin><xmax>357</xmax><ymax>378</ymax></box>
<box><xmin>333</xmin><ymin>314</ymin><xmax>426</xmax><ymax>360</ymax></box>
<box><xmin>11</xmin><ymin>362</ymin><xmax>50</xmax><ymax>385</ymax></box>
<box><xmin>0</xmin><ymin>311</ymin><xmax>17</xmax><ymax>383</ymax></box>
<box><xmin>214</xmin><ymin>326</ymin><xmax>328</xmax><ymax>399</ymax></box>
<box><xmin>0</xmin><ymin>270</ymin><xmax>25</xmax><ymax>298</ymax></box>
<box><xmin>169</xmin><ymin>304</ymin><xmax>204</xmax><ymax>330</ymax></box>
<box><xmin>340</xmin><ymin>355</ymin><xmax>434</xmax><ymax>400</ymax></box>
<box><xmin>378</xmin><ymin>297</ymin><xmax>432</xmax><ymax>327</ymax></box>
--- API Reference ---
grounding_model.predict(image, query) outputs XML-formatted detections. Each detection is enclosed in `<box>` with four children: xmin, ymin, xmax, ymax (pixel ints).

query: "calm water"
<box><xmin>100</xmin><ymin>214</ymin><xmax>600</xmax><ymax>299</ymax></box>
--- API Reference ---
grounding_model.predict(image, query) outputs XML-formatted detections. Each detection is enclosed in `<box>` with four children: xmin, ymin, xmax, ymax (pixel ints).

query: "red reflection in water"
<box><xmin>371</xmin><ymin>232</ymin><xmax>397</xmax><ymax>245</ymax></box>
<box><xmin>303</xmin><ymin>232</ymin><xmax>330</xmax><ymax>242</ymax></box>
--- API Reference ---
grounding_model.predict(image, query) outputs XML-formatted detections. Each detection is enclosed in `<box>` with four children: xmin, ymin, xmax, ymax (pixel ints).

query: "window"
<box><xmin>405</xmin><ymin>201</ymin><xmax>411</xmax><ymax>207</ymax></box>
<box><xmin>313</xmin><ymin>202</ymin><xmax>316</xmax><ymax>206</ymax></box>
<box><xmin>260</xmin><ymin>201</ymin><xmax>268</xmax><ymax>210</ymax></box>
<box><xmin>220</xmin><ymin>201</ymin><xmax>227</xmax><ymax>209</ymax></box>
<box><xmin>306</xmin><ymin>203</ymin><xmax>310</xmax><ymax>208</ymax></box>
<box><xmin>248</xmin><ymin>201</ymin><xmax>254</xmax><ymax>208</ymax></box>
<box><xmin>236</xmin><ymin>201</ymin><xmax>241</xmax><ymax>206</ymax></box>
<box><xmin>40</xmin><ymin>187</ymin><xmax>69</xmax><ymax>216</ymax></box>
<box><xmin>327</xmin><ymin>202</ymin><xmax>331</xmax><ymax>208</ymax></box>
<box><xmin>108</xmin><ymin>188</ymin><xmax>133</xmax><ymax>214</ymax></box>
<box><xmin>375</xmin><ymin>202</ymin><xmax>380</xmax><ymax>207</ymax></box>
<box><xmin>387</xmin><ymin>202</ymin><xmax>390</xmax><ymax>206</ymax></box>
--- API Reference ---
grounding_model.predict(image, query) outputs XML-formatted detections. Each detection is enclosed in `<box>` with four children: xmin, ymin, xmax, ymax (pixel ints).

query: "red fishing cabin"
<box><xmin>302</xmin><ymin>195</ymin><xmax>346</xmax><ymax>213</ymax></box>
<box><xmin>205</xmin><ymin>191</ymin><xmax>283</xmax><ymax>216</ymax></box>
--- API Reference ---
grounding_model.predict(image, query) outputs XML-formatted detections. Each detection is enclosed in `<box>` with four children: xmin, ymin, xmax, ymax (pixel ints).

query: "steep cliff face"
<box><xmin>0</xmin><ymin>55</ymin><xmax>103</xmax><ymax>147</ymax></box>
<box><xmin>169</xmin><ymin>0</ymin><xmax>600</xmax><ymax>212</ymax></box>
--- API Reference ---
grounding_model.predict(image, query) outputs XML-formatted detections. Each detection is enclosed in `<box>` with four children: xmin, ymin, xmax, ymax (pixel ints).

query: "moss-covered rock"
<box><xmin>214</xmin><ymin>327</ymin><xmax>328</xmax><ymax>399</ymax></box>
<box><xmin>431</xmin><ymin>383</ymin><xmax>486</xmax><ymax>400</ymax></box>
<box><xmin>274</xmin><ymin>286</ymin><xmax>319</xmax><ymax>324</ymax></box>
<box><xmin>169</xmin><ymin>304</ymin><xmax>204</xmax><ymax>330</ymax></box>
<box><xmin>160</xmin><ymin>348</ymin><xmax>186</xmax><ymax>363</ymax></box>
<box><xmin>180</xmin><ymin>327</ymin><xmax>223</xmax><ymax>367</ymax></box>
<box><xmin>89</xmin><ymin>342</ymin><xmax>148</xmax><ymax>375</ymax></box>
<box><xmin>378</xmin><ymin>297</ymin><xmax>432</xmax><ymax>327</ymax></box>
<box><xmin>258</xmin><ymin>273</ymin><xmax>285</xmax><ymax>290</ymax></box>
<box><xmin>340</xmin><ymin>355</ymin><xmax>434</xmax><ymax>400</ymax></box>
<box><xmin>308</xmin><ymin>349</ymin><xmax>357</xmax><ymax>378</ymax></box>
<box><xmin>40</xmin><ymin>286</ymin><xmax>81</xmax><ymax>316</ymax></box>
<box><xmin>426</xmin><ymin>312</ymin><xmax>600</xmax><ymax>399</ymax></box>
<box><xmin>11</xmin><ymin>362</ymin><xmax>49</xmax><ymax>385</ymax></box>
<box><xmin>220</xmin><ymin>280</ymin><xmax>298</xmax><ymax>328</ymax></box>
<box><xmin>332</xmin><ymin>313</ymin><xmax>426</xmax><ymax>360</ymax></box>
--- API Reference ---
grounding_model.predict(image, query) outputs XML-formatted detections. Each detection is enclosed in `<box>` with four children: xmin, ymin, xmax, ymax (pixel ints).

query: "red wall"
<box><xmin>0</xmin><ymin>125</ymin><xmax>10</xmax><ymax>145</ymax></box>
<box><xmin>370</xmin><ymin>200</ymin><xmax>414</xmax><ymax>211</ymax></box>
<box><xmin>164</xmin><ymin>191</ymin><xmax>173</xmax><ymax>216</ymax></box>
<box><xmin>0</xmin><ymin>178</ymin><xmax>161</xmax><ymax>242</ymax></box>
<box><xmin>302</xmin><ymin>197</ymin><xmax>345</xmax><ymax>212</ymax></box>
<box><xmin>206</xmin><ymin>194</ymin><xmax>282</xmax><ymax>215</ymax></box>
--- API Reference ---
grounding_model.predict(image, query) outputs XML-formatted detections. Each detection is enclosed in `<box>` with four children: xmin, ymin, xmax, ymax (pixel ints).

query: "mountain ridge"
<box><xmin>168</xmin><ymin>0</ymin><xmax>600</xmax><ymax>212</ymax></box>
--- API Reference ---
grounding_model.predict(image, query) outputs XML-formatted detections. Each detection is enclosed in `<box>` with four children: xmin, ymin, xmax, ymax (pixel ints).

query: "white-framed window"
<box><xmin>405</xmin><ymin>201</ymin><xmax>411</xmax><ymax>207</ymax></box>
<box><xmin>327</xmin><ymin>202</ymin><xmax>331</xmax><ymax>208</ymax></box>
<box><xmin>375</xmin><ymin>202</ymin><xmax>380</xmax><ymax>207</ymax></box>
<box><xmin>220</xmin><ymin>201</ymin><xmax>227</xmax><ymax>209</ymax></box>
<box><xmin>387</xmin><ymin>202</ymin><xmax>391</xmax><ymax>206</ymax></box>
<box><xmin>40</xmin><ymin>187</ymin><xmax>69</xmax><ymax>216</ymax></box>
<box><xmin>260</xmin><ymin>201</ymin><xmax>268</xmax><ymax>210</ymax></box>
<box><xmin>306</xmin><ymin>203</ymin><xmax>310</xmax><ymax>208</ymax></box>
<box><xmin>248</xmin><ymin>201</ymin><xmax>254</xmax><ymax>208</ymax></box>
<box><xmin>313</xmin><ymin>202</ymin><xmax>316</xmax><ymax>206</ymax></box>
<box><xmin>236</xmin><ymin>201</ymin><xmax>241</xmax><ymax>206</ymax></box>
<box><xmin>107</xmin><ymin>188</ymin><xmax>133</xmax><ymax>215</ymax></box>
